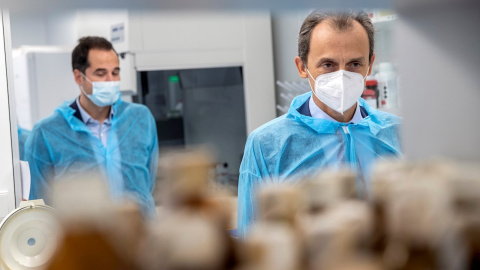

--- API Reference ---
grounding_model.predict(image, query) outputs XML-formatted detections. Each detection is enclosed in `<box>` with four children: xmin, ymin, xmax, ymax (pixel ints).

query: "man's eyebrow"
<box><xmin>93</xmin><ymin>68</ymin><xmax>107</xmax><ymax>73</ymax></box>
<box><xmin>347</xmin><ymin>57</ymin><xmax>366</xmax><ymax>63</ymax></box>
<box><xmin>93</xmin><ymin>67</ymin><xmax>120</xmax><ymax>73</ymax></box>
<box><xmin>319</xmin><ymin>57</ymin><xmax>337</xmax><ymax>63</ymax></box>
<box><xmin>315</xmin><ymin>57</ymin><xmax>337</xmax><ymax>67</ymax></box>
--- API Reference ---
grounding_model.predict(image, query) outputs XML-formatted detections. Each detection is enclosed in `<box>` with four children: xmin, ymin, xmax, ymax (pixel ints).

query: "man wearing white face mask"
<box><xmin>25</xmin><ymin>37</ymin><xmax>159</xmax><ymax>217</ymax></box>
<box><xmin>238</xmin><ymin>10</ymin><xmax>401</xmax><ymax>236</ymax></box>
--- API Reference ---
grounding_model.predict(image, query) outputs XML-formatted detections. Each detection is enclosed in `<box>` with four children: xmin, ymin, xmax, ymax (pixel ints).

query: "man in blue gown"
<box><xmin>25</xmin><ymin>36</ymin><xmax>158</xmax><ymax>216</ymax></box>
<box><xmin>238</xmin><ymin>11</ymin><xmax>401</xmax><ymax>236</ymax></box>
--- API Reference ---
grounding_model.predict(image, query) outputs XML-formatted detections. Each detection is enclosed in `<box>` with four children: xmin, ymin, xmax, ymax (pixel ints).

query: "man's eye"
<box><xmin>323</xmin><ymin>63</ymin><xmax>332</xmax><ymax>68</ymax></box>
<box><xmin>352</xmin><ymin>62</ymin><xmax>361</xmax><ymax>68</ymax></box>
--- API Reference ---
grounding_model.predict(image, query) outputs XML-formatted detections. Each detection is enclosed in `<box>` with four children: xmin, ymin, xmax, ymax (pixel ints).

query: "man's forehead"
<box><xmin>309</xmin><ymin>19</ymin><xmax>369</xmax><ymax>59</ymax></box>
<box><xmin>87</xmin><ymin>49</ymin><xmax>119</xmax><ymax>68</ymax></box>
<box><xmin>320</xmin><ymin>18</ymin><xmax>367</xmax><ymax>34</ymax></box>
<box><xmin>312</xmin><ymin>19</ymin><xmax>368</xmax><ymax>42</ymax></box>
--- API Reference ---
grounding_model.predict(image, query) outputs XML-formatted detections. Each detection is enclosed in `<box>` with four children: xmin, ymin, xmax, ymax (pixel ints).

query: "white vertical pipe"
<box><xmin>0</xmin><ymin>10</ymin><xmax>21</xmax><ymax>221</ymax></box>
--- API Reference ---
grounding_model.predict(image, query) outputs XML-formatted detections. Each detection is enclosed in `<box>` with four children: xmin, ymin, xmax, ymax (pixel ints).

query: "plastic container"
<box><xmin>362</xmin><ymin>79</ymin><xmax>379</xmax><ymax>108</ymax></box>
<box><xmin>376</xmin><ymin>62</ymin><xmax>398</xmax><ymax>109</ymax></box>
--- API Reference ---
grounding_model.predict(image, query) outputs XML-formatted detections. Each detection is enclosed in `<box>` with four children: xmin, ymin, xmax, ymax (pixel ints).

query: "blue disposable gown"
<box><xmin>25</xmin><ymin>99</ymin><xmax>159</xmax><ymax>216</ymax></box>
<box><xmin>18</xmin><ymin>126</ymin><xmax>31</xmax><ymax>161</ymax></box>
<box><xmin>238</xmin><ymin>92</ymin><xmax>401</xmax><ymax>236</ymax></box>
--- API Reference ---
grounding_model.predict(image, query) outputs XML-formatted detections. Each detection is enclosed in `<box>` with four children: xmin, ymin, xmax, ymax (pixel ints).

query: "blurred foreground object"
<box><xmin>12</xmin><ymin>155</ymin><xmax>480</xmax><ymax>270</ymax></box>
<box><xmin>372</xmin><ymin>159</ymin><xmax>467</xmax><ymax>270</ymax></box>
<box><xmin>243</xmin><ymin>184</ymin><xmax>304</xmax><ymax>270</ymax></box>
<box><xmin>297</xmin><ymin>170</ymin><xmax>379</xmax><ymax>270</ymax></box>
<box><xmin>140</xmin><ymin>148</ymin><xmax>236</xmax><ymax>270</ymax></box>
<box><xmin>157</xmin><ymin>149</ymin><xmax>214</xmax><ymax>208</ymax></box>
<box><xmin>47</xmin><ymin>178</ymin><xmax>144</xmax><ymax>270</ymax></box>
<box><xmin>304</xmin><ymin>201</ymin><xmax>376</xmax><ymax>270</ymax></box>
<box><xmin>299</xmin><ymin>169</ymin><xmax>357</xmax><ymax>219</ymax></box>
<box><xmin>0</xmin><ymin>200</ymin><xmax>60</xmax><ymax>270</ymax></box>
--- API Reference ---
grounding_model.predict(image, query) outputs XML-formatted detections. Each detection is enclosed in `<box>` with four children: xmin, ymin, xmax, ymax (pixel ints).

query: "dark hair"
<box><xmin>298</xmin><ymin>10</ymin><xmax>375</xmax><ymax>66</ymax></box>
<box><xmin>71</xmin><ymin>36</ymin><xmax>117</xmax><ymax>74</ymax></box>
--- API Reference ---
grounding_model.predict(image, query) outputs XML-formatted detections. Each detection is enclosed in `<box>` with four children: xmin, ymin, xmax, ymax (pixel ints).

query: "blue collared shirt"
<box><xmin>309</xmin><ymin>96</ymin><xmax>364</xmax><ymax>124</ymax></box>
<box><xmin>76</xmin><ymin>98</ymin><xmax>114</xmax><ymax>147</ymax></box>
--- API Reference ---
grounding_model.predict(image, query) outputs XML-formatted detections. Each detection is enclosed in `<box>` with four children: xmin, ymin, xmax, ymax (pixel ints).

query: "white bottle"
<box><xmin>376</xmin><ymin>62</ymin><xmax>398</xmax><ymax>109</ymax></box>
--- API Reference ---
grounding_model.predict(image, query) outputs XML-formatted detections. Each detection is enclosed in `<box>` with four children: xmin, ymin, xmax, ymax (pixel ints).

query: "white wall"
<box><xmin>45</xmin><ymin>11</ymin><xmax>77</xmax><ymax>45</ymax></box>
<box><xmin>396</xmin><ymin>2</ymin><xmax>480</xmax><ymax>160</ymax></box>
<box><xmin>76</xmin><ymin>10</ymin><xmax>129</xmax><ymax>52</ymax></box>
<box><xmin>9</xmin><ymin>13</ymin><xmax>47</xmax><ymax>47</ymax></box>
<box><xmin>10</xmin><ymin>10</ymin><xmax>78</xmax><ymax>47</ymax></box>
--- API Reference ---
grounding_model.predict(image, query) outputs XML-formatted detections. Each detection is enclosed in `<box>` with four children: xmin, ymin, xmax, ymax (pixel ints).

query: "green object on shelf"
<box><xmin>169</xmin><ymin>75</ymin><xmax>179</xmax><ymax>83</ymax></box>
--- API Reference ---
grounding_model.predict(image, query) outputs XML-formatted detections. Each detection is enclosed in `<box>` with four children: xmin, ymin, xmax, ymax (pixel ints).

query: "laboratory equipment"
<box><xmin>138</xmin><ymin>67</ymin><xmax>247</xmax><ymax>189</ymax></box>
<box><xmin>0</xmin><ymin>200</ymin><xmax>61</xmax><ymax>270</ymax></box>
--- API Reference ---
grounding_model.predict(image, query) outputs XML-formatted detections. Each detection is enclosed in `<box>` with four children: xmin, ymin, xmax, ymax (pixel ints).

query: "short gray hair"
<box><xmin>298</xmin><ymin>10</ymin><xmax>375</xmax><ymax>65</ymax></box>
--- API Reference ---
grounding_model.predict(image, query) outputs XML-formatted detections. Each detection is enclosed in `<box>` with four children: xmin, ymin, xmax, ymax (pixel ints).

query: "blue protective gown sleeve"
<box><xmin>148</xmin><ymin>131</ymin><xmax>159</xmax><ymax>196</ymax></box>
<box><xmin>18</xmin><ymin>127</ymin><xmax>31</xmax><ymax>161</ymax></box>
<box><xmin>142</xmin><ymin>115</ymin><xmax>159</xmax><ymax>217</ymax></box>
<box><xmin>26</xmin><ymin>125</ymin><xmax>55</xmax><ymax>200</ymax></box>
<box><xmin>237</xmin><ymin>92</ymin><xmax>402</xmax><ymax>237</ymax></box>
<box><xmin>238</xmin><ymin>135</ymin><xmax>263</xmax><ymax>238</ymax></box>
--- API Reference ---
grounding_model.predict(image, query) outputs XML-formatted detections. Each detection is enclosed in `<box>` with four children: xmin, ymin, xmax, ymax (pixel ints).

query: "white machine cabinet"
<box><xmin>132</xmin><ymin>11</ymin><xmax>277</xmax><ymax>134</ymax></box>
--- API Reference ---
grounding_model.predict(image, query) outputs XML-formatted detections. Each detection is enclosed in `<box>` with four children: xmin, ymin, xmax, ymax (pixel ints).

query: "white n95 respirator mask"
<box><xmin>80</xmin><ymin>73</ymin><xmax>121</xmax><ymax>107</ymax></box>
<box><xmin>307</xmin><ymin>69</ymin><xmax>368</xmax><ymax>114</ymax></box>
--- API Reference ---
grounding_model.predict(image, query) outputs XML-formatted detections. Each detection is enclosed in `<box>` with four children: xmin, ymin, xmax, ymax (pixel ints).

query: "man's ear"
<box><xmin>368</xmin><ymin>53</ymin><xmax>376</xmax><ymax>76</ymax></box>
<box><xmin>294</xmin><ymin>56</ymin><xmax>308</xmax><ymax>79</ymax></box>
<box><xmin>73</xmin><ymin>69</ymin><xmax>83</xmax><ymax>86</ymax></box>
